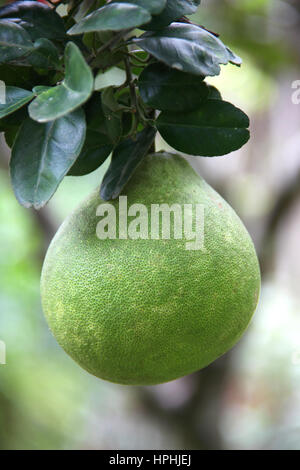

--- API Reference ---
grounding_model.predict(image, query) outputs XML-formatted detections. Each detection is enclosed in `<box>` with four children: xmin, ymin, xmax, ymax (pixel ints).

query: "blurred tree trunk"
<box><xmin>137</xmin><ymin>354</ymin><xmax>231</xmax><ymax>449</ymax></box>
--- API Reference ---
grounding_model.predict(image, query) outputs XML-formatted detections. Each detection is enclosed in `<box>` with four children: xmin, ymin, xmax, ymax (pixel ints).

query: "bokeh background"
<box><xmin>1</xmin><ymin>0</ymin><xmax>300</xmax><ymax>450</ymax></box>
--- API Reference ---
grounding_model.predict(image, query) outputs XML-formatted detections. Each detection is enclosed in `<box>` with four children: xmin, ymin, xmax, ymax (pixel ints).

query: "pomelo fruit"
<box><xmin>41</xmin><ymin>153</ymin><xmax>260</xmax><ymax>385</ymax></box>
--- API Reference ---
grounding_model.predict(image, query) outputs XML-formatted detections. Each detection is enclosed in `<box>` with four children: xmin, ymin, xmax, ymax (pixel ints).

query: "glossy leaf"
<box><xmin>134</xmin><ymin>23</ymin><xmax>240</xmax><ymax>77</ymax></box>
<box><xmin>68</xmin><ymin>3</ymin><xmax>151</xmax><ymax>35</ymax></box>
<box><xmin>0</xmin><ymin>19</ymin><xmax>60</xmax><ymax>68</ymax></box>
<box><xmin>94</xmin><ymin>67</ymin><xmax>126</xmax><ymax>91</ymax></box>
<box><xmin>143</xmin><ymin>0</ymin><xmax>201</xmax><ymax>30</ymax></box>
<box><xmin>32</xmin><ymin>85</ymin><xmax>52</xmax><ymax>95</ymax></box>
<box><xmin>100</xmin><ymin>127</ymin><xmax>156</xmax><ymax>200</ymax></box>
<box><xmin>156</xmin><ymin>100</ymin><xmax>250</xmax><ymax>157</ymax></box>
<box><xmin>10</xmin><ymin>108</ymin><xmax>86</xmax><ymax>209</ymax></box>
<box><xmin>68</xmin><ymin>129</ymin><xmax>113</xmax><ymax>176</ymax></box>
<box><xmin>114</xmin><ymin>0</ymin><xmax>167</xmax><ymax>15</ymax></box>
<box><xmin>0</xmin><ymin>1</ymin><xmax>66</xmax><ymax>40</ymax></box>
<box><xmin>0</xmin><ymin>86</ymin><xmax>34</xmax><ymax>118</ymax></box>
<box><xmin>0</xmin><ymin>20</ymin><xmax>33</xmax><ymax>64</ymax></box>
<box><xmin>28</xmin><ymin>42</ymin><xmax>93</xmax><ymax>122</ymax></box>
<box><xmin>138</xmin><ymin>62</ymin><xmax>209</xmax><ymax>111</ymax></box>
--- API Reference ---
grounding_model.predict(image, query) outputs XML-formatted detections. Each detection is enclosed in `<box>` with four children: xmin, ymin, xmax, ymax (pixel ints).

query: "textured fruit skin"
<box><xmin>41</xmin><ymin>153</ymin><xmax>260</xmax><ymax>385</ymax></box>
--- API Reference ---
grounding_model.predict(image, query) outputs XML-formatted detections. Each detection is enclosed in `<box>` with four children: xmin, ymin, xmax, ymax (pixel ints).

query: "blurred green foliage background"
<box><xmin>1</xmin><ymin>0</ymin><xmax>300</xmax><ymax>449</ymax></box>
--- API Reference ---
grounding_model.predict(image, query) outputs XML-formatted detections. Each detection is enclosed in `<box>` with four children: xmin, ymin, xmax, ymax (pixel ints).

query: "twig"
<box><xmin>259</xmin><ymin>168</ymin><xmax>300</xmax><ymax>274</ymax></box>
<box><xmin>124</xmin><ymin>56</ymin><xmax>138</xmax><ymax>111</ymax></box>
<box><xmin>97</xmin><ymin>29</ymin><xmax>132</xmax><ymax>55</ymax></box>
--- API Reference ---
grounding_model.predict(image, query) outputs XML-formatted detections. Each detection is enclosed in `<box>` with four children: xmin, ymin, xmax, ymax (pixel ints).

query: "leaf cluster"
<box><xmin>0</xmin><ymin>0</ymin><xmax>250</xmax><ymax>207</ymax></box>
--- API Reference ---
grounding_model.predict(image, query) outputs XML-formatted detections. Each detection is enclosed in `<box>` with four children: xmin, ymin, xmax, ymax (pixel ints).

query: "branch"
<box><xmin>259</xmin><ymin>168</ymin><xmax>300</xmax><ymax>274</ymax></box>
<box><xmin>137</xmin><ymin>354</ymin><xmax>231</xmax><ymax>449</ymax></box>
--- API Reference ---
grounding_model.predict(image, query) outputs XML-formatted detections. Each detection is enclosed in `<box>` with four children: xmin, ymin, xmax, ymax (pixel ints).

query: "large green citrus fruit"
<box><xmin>41</xmin><ymin>153</ymin><xmax>260</xmax><ymax>385</ymax></box>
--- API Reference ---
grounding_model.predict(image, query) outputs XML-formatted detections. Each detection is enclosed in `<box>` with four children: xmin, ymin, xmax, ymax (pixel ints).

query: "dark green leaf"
<box><xmin>4</xmin><ymin>125</ymin><xmax>18</xmax><ymax>148</ymax></box>
<box><xmin>101</xmin><ymin>87</ymin><xmax>123</xmax><ymax>145</ymax></box>
<box><xmin>100</xmin><ymin>126</ymin><xmax>156</xmax><ymax>200</ymax></box>
<box><xmin>28</xmin><ymin>42</ymin><xmax>93</xmax><ymax>122</ymax></box>
<box><xmin>10</xmin><ymin>108</ymin><xmax>86</xmax><ymax>209</ymax></box>
<box><xmin>91</xmin><ymin>48</ymin><xmax>124</xmax><ymax>70</ymax></box>
<box><xmin>0</xmin><ymin>19</ymin><xmax>33</xmax><ymax>64</ymax></box>
<box><xmin>0</xmin><ymin>86</ymin><xmax>34</xmax><ymax>118</ymax></box>
<box><xmin>68</xmin><ymin>129</ymin><xmax>113</xmax><ymax>176</ymax></box>
<box><xmin>0</xmin><ymin>20</ymin><xmax>60</xmax><ymax>69</ymax></box>
<box><xmin>0</xmin><ymin>1</ymin><xmax>66</xmax><ymax>41</ymax></box>
<box><xmin>0</xmin><ymin>105</ymin><xmax>28</xmax><ymax>131</ymax></box>
<box><xmin>68</xmin><ymin>3</ymin><xmax>151</xmax><ymax>35</ymax></box>
<box><xmin>0</xmin><ymin>63</ymin><xmax>55</xmax><ymax>89</ymax></box>
<box><xmin>143</xmin><ymin>0</ymin><xmax>201</xmax><ymax>30</ymax></box>
<box><xmin>208</xmin><ymin>85</ymin><xmax>222</xmax><ymax>100</ymax></box>
<box><xmin>84</xmin><ymin>92</ymin><xmax>108</xmax><ymax>133</ymax></box>
<box><xmin>134</xmin><ymin>23</ymin><xmax>239</xmax><ymax>77</ymax></box>
<box><xmin>138</xmin><ymin>62</ymin><xmax>209</xmax><ymax>111</ymax></box>
<box><xmin>27</xmin><ymin>38</ymin><xmax>60</xmax><ymax>69</ymax></box>
<box><xmin>114</xmin><ymin>0</ymin><xmax>167</xmax><ymax>15</ymax></box>
<box><xmin>156</xmin><ymin>100</ymin><xmax>250</xmax><ymax>156</ymax></box>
